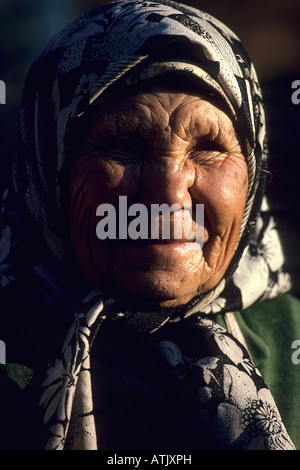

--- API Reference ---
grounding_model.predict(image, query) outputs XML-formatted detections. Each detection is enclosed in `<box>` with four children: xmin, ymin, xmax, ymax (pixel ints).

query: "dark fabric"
<box><xmin>1</xmin><ymin>293</ymin><xmax>299</xmax><ymax>450</ymax></box>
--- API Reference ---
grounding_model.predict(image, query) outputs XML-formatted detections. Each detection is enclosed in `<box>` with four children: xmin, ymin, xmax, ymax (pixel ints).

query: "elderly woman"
<box><xmin>0</xmin><ymin>0</ymin><xmax>299</xmax><ymax>450</ymax></box>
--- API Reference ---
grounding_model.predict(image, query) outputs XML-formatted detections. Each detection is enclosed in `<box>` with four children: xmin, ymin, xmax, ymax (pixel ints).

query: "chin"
<box><xmin>113</xmin><ymin>270</ymin><xmax>200</xmax><ymax>309</ymax></box>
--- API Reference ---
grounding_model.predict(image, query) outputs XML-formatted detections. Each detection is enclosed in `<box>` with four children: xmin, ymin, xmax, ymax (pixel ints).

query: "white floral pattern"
<box><xmin>38</xmin><ymin>304</ymin><xmax>295</xmax><ymax>449</ymax></box>
<box><xmin>154</xmin><ymin>318</ymin><xmax>295</xmax><ymax>449</ymax></box>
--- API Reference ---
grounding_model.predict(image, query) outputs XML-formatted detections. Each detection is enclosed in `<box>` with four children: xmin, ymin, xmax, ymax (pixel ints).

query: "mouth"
<box><xmin>124</xmin><ymin>236</ymin><xmax>198</xmax><ymax>244</ymax></box>
<box><xmin>111</xmin><ymin>224</ymin><xmax>208</xmax><ymax>249</ymax></box>
<box><xmin>113</xmin><ymin>238</ymin><xmax>204</xmax><ymax>257</ymax></box>
<box><xmin>109</xmin><ymin>203</ymin><xmax>205</xmax><ymax>245</ymax></box>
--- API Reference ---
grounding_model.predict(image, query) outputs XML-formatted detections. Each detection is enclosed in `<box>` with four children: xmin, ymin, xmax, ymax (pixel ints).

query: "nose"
<box><xmin>139</xmin><ymin>157</ymin><xmax>196</xmax><ymax>208</ymax></box>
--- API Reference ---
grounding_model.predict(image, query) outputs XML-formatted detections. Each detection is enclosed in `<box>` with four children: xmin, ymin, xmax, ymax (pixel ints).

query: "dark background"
<box><xmin>0</xmin><ymin>0</ymin><xmax>299</xmax><ymax>288</ymax></box>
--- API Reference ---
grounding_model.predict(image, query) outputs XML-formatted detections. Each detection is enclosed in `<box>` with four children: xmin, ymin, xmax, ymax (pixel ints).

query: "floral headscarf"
<box><xmin>0</xmin><ymin>0</ymin><xmax>294</xmax><ymax>450</ymax></box>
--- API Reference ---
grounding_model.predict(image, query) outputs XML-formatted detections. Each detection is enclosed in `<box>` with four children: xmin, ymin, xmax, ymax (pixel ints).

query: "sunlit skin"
<box><xmin>69</xmin><ymin>84</ymin><xmax>248</xmax><ymax>308</ymax></box>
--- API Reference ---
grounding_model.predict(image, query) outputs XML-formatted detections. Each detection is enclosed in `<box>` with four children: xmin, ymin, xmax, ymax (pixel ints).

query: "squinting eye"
<box><xmin>188</xmin><ymin>139</ymin><xmax>225</xmax><ymax>165</ymax></box>
<box><xmin>192</xmin><ymin>139</ymin><xmax>223</xmax><ymax>153</ymax></box>
<box><xmin>94</xmin><ymin>136</ymin><xmax>147</xmax><ymax>158</ymax></box>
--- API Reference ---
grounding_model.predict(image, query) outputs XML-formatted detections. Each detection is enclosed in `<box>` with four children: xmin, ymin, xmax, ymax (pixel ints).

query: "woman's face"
<box><xmin>69</xmin><ymin>84</ymin><xmax>248</xmax><ymax>308</ymax></box>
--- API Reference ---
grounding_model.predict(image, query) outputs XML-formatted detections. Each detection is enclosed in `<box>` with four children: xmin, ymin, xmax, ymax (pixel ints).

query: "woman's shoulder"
<box><xmin>236</xmin><ymin>293</ymin><xmax>300</xmax><ymax>356</ymax></box>
<box><xmin>236</xmin><ymin>293</ymin><xmax>300</xmax><ymax>450</ymax></box>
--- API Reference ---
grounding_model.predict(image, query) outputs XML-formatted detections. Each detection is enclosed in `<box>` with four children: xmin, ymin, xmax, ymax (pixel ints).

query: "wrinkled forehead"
<box><xmin>83</xmin><ymin>63</ymin><xmax>237</xmax><ymax>120</ymax></box>
<box><xmin>78</xmin><ymin>72</ymin><xmax>241</xmax><ymax>148</ymax></box>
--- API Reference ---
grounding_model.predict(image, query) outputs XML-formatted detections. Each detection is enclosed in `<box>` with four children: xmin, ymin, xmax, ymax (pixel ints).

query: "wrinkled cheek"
<box><xmin>205</xmin><ymin>180</ymin><xmax>247</xmax><ymax>237</ymax></box>
<box><xmin>68</xmin><ymin>186</ymin><xmax>112</xmax><ymax>285</ymax></box>
<box><xmin>70</xmin><ymin>214</ymin><xmax>113</xmax><ymax>285</ymax></box>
